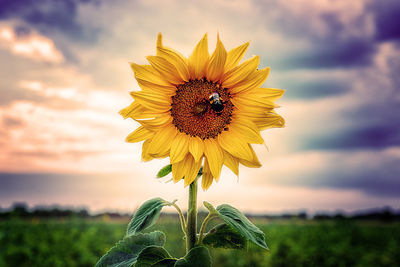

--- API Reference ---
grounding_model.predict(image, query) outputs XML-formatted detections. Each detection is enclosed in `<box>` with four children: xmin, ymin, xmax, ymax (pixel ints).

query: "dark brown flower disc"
<box><xmin>171</xmin><ymin>79</ymin><xmax>234</xmax><ymax>139</ymax></box>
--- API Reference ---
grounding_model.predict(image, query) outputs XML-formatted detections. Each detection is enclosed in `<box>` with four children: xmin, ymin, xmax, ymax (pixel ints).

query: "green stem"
<box><xmin>171</xmin><ymin>202</ymin><xmax>187</xmax><ymax>236</ymax></box>
<box><xmin>186</xmin><ymin>178</ymin><xmax>198</xmax><ymax>252</ymax></box>
<box><xmin>197</xmin><ymin>213</ymin><xmax>216</xmax><ymax>244</ymax></box>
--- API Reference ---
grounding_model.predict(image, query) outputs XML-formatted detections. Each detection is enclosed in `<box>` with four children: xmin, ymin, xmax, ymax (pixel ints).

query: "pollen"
<box><xmin>171</xmin><ymin>79</ymin><xmax>234</xmax><ymax>139</ymax></box>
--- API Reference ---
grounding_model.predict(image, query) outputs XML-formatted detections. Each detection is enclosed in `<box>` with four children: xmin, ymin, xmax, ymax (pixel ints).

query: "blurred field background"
<box><xmin>1</xmin><ymin>205</ymin><xmax>399</xmax><ymax>267</ymax></box>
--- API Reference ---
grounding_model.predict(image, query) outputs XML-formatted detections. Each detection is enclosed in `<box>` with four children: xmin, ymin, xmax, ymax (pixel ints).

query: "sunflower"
<box><xmin>120</xmin><ymin>33</ymin><xmax>284</xmax><ymax>190</ymax></box>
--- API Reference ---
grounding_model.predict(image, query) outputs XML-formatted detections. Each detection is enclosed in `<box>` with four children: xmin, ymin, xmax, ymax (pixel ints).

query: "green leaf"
<box><xmin>216</xmin><ymin>204</ymin><xmax>268</xmax><ymax>250</ymax></box>
<box><xmin>135</xmin><ymin>246</ymin><xmax>172</xmax><ymax>267</ymax></box>
<box><xmin>96</xmin><ymin>231</ymin><xmax>165</xmax><ymax>267</ymax></box>
<box><xmin>202</xmin><ymin>223</ymin><xmax>247</xmax><ymax>249</ymax></box>
<box><xmin>174</xmin><ymin>259</ymin><xmax>187</xmax><ymax>266</ymax></box>
<box><xmin>157</xmin><ymin>164</ymin><xmax>172</xmax><ymax>178</ymax></box>
<box><xmin>174</xmin><ymin>246</ymin><xmax>211</xmax><ymax>267</ymax></box>
<box><xmin>127</xmin><ymin>198</ymin><xmax>170</xmax><ymax>236</ymax></box>
<box><xmin>151</xmin><ymin>258</ymin><xmax>177</xmax><ymax>267</ymax></box>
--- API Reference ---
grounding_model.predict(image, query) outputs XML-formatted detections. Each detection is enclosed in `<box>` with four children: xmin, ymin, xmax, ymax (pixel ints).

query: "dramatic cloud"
<box><xmin>0</xmin><ymin>0</ymin><xmax>99</xmax><ymax>42</ymax></box>
<box><xmin>278</xmin><ymin>78</ymin><xmax>349</xmax><ymax>100</ymax></box>
<box><xmin>369</xmin><ymin>0</ymin><xmax>400</xmax><ymax>41</ymax></box>
<box><xmin>298</xmin><ymin>42</ymin><xmax>400</xmax><ymax>151</ymax></box>
<box><xmin>252</xmin><ymin>0</ymin><xmax>376</xmax><ymax>69</ymax></box>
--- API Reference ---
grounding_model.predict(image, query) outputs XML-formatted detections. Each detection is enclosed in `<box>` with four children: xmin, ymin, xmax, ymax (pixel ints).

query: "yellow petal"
<box><xmin>218</xmin><ymin>131</ymin><xmax>253</xmax><ymax>161</ymax></box>
<box><xmin>222</xmin><ymin>56</ymin><xmax>260</xmax><ymax>88</ymax></box>
<box><xmin>201</xmin><ymin>157</ymin><xmax>214</xmax><ymax>190</ymax></box>
<box><xmin>184</xmin><ymin>155</ymin><xmax>203</xmax><ymax>186</ymax></box>
<box><xmin>206</xmin><ymin>34</ymin><xmax>227</xmax><ymax>82</ymax></box>
<box><xmin>203</xmin><ymin>138</ymin><xmax>223</xmax><ymax>180</ymax></box>
<box><xmin>170</xmin><ymin>133</ymin><xmax>190</xmax><ymax>164</ymax></box>
<box><xmin>130</xmin><ymin>63</ymin><xmax>170</xmax><ymax>86</ymax></box>
<box><xmin>236</xmin><ymin>108</ymin><xmax>270</xmax><ymax>119</ymax></box>
<box><xmin>136</xmin><ymin>78</ymin><xmax>176</xmax><ymax>96</ymax></box>
<box><xmin>142</xmin><ymin>139</ymin><xmax>153</xmax><ymax>161</ymax></box>
<box><xmin>126</xmin><ymin>126</ymin><xmax>153</xmax><ymax>143</ymax></box>
<box><xmin>253</xmin><ymin>112</ymin><xmax>285</xmax><ymax>130</ymax></box>
<box><xmin>130</xmin><ymin>91</ymin><xmax>171</xmax><ymax>111</ymax></box>
<box><xmin>137</xmin><ymin>116</ymin><xmax>172</xmax><ymax>131</ymax></box>
<box><xmin>189</xmin><ymin>33</ymin><xmax>209</xmax><ymax>79</ymax></box>
<box><xmin>157</xmin><ymin>46</ymin><xmax>190</xmax><ymax>82</ymax></box>
<box><xmin>148</xmin><ymin>126</ymin><xmax>177</xmax><ymax>155</ymax></box>
<box><xmin>120</xmin><ymin>101</ymin><xmax>164</xmax><ymax>120</ymax></box>
<box><xmin>230</xmin><ymin>99</ymin><xmax>273</xmax><ymax>117</ymax></box>
<box><xmin>223</xmin><ymin>150</ymin><xmax>239</xmax><ymax>176</ymax></box>
<box><xmin>239</xmin><ymin>145</ymin><xmax>261</xmax><ymax>168</ymax></box>
<box><xmin>231</xmin><ymin>94</ymin><xmax>277</xmax><ymax>110</ymax></box>
<box><xmin>240</xmin><ymin>87</ymin><xmax>285</xmax><ymax>102</ymax></box>
<box><xmin>230</xmin><ymin>67</ymin><xmax>270</xmax><ymax>95</ymax></box>
<box><xmin>156</xmin><ymin>35</ymin><xmax>190</xmax><ymax>81</ymax></box>
<box><xmin>146</xmin><ymin>56</ymin><xmax>183</xmax><ymax>84</ymax></box>
<box><xmin>257</xmin><ymin>88</ymin><xmax>286</xmax><ymax>101</ymax></box>
<box><xmin>189</xmin><ymin>136</ymin><xmax>204</xmax><ymax>162</ymax></box>
<box><xmin>172</xmin><ymin>158</ymin><xmax>187</xmax><ymax>183</ymax></box>
<box><xmin>119</xmin><ymin>101</ymin><xmax>141</xmax><ymax>119</ymax></box>
<box><xmin>229</xmin><ymin>117</ymin><xmax>264</xmax><ymax>144</ymax></box>
<box><xmin>224</xmin><ymin>42</ymin><xmax>249</xmax><ymax>72</ymax></box>
<box><xmin>150</xmin><ymin>150</ymin><xmax>170</xmax><ymax>159</ymax></box>
<box><xmin>156</xmin><ymin>33</ymin><xmax>163</xmax><ymax>55</ymax></box>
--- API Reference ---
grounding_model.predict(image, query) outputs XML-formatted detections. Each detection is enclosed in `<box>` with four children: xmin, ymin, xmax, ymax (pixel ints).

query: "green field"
<box><xmin>0</xmin><ymin>217</ymin><xmax>399</xmax><ymax>267</ymax></box>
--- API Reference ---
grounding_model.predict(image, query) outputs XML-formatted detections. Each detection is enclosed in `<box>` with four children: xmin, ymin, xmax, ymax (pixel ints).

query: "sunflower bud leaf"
<box><xmin>157</xmin><ymin>164</ymin><xmax>172</xmax><ymax>178</ymax></box>
<box><xmin>127</xmin><ymin>198</ymin><xmax>171</xmax><ymax>236</ymax></box>
<box><xmin>95</xmin><ymin>231</ymin><xmax>165</xmax><ymax>267</ymax></box>
<box><xmin>216</xmin><ymin>204</ymin><xmax>268</xmax><ymax>250</ymax></box>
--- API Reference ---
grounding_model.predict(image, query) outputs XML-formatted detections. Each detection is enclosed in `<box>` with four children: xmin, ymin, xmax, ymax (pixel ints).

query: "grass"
<box><xmin>0</xmin><ymin>217</ymin><xmax>399</xmax><ymax>267</ymax></box>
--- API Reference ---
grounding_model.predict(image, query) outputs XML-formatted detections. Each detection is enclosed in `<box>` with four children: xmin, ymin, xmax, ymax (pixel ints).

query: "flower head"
<box><xmin>121</xmin><ymin>33</ymin><xmax>284</xmax><ymax>189</ymax></box>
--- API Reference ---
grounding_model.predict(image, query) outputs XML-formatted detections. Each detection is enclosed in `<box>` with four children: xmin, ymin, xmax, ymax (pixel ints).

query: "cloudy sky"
<box><xmin>0</xmin><ymin>0</ymin><xmax>399</xmax><ymax>214</ymax></box>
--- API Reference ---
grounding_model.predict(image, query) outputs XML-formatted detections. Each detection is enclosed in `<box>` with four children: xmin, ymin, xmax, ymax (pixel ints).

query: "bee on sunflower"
<box><xmin>120</xmin><ymin>33</ymin><xmax>284</xmax><ymax>190</ymax></box>
<box><xmin>97</xmin><ymin>34</ymin><xmax>285</xmax><ymax>267</ymax></box>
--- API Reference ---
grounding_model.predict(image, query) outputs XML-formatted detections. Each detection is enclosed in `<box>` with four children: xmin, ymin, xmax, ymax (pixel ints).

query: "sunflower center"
<box><xmin>171</xmin><ymin>79</ymin><xmax>234</xmax><ymax>139</ymax></box>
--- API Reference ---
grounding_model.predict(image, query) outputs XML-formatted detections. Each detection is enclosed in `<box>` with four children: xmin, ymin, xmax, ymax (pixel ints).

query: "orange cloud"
<box><xmin>0</xmin><ymin>26</ymin><xmax>64</xmax><ymax>63</ymax></box>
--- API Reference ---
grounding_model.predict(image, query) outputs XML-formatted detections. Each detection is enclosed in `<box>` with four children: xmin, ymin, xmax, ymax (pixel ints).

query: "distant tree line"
<box><xmin>0</xmin><ymin>202</ymin><xmax>399</xmax><ymax>222</ymax></box>
<box><xmin>0</xmin><ymin>202</ymin><xmax>129</xmax><ymax>220</ymax></box>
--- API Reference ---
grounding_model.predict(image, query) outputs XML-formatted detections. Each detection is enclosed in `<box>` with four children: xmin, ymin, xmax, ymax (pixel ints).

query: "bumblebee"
<box><xmin>209</xmin><ymin>92</ymin><xmax>224</xmax><ymax>115</ymax></box>
<box><xmin>192</xmin><ymin>92</ymin><xmax>225</xmax><ymax>116</ymax></box>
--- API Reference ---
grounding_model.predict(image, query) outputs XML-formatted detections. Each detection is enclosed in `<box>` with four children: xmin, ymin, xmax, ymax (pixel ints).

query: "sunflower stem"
<box><xmin>171</xmin><ymin>202</ymin><xmax>187</xmax><ymax>236</ymax></box>
<box><xmin>186</xmin><ymin>177</ymin><xmax>198</xmax><ymax>252</ymax></box>
<box><xmin>197</xmin><ymin>213</ymin><xmax>217</xmax><ymax>245</ymax></box>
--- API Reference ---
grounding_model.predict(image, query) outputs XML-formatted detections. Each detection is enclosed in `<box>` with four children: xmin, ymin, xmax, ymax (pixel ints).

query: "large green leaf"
<box><xmin>216</xmin><ymin>204</ymin><xmax>268</xmax><ymax>250</ymax></box>
<box><xmin>174</xmin><ymin>246</ymin><xmax>211</xmax><ymax>267</ymax></box>
<box><xmin>135</xmin><ymin>246</ymin><xmax>172</xmax><ymax>267</ymax></box>
<box><xmin>157</xmin><ymin>164</ymin><xmax>172</xmax><ymax>178</ymax></box>
<box><xmin>151</xmin><ymin>258</ymin><xmax>177</xmax><ymax>267</ymax></box>
<box><xmin>96</xmin><ymin>231</ymin><xmax>165</xmax><ymax>267</ymax></box>
<box><xmin>127</xmin><ymin>198</ymin><xmax>170</xmax><ymax>236</ymax></box>
<box><xmin>202</xmin><ymin>223</ymin><xmax>247</xmax><ymax>249</ymax></box>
